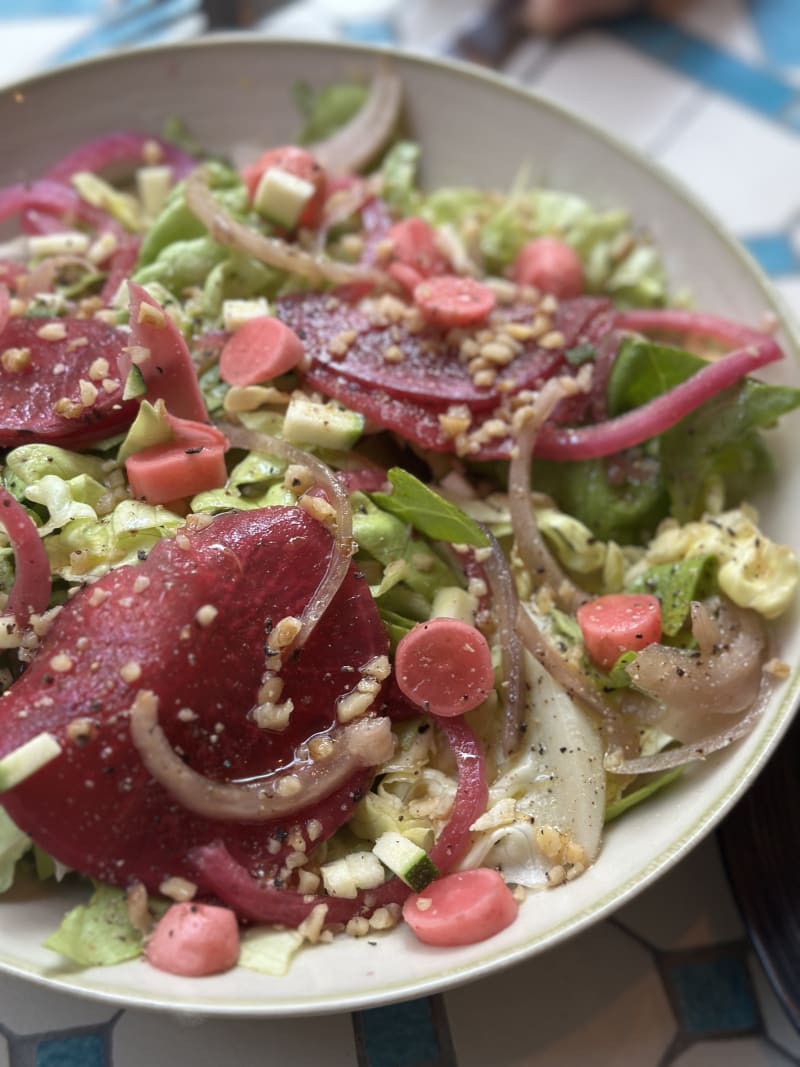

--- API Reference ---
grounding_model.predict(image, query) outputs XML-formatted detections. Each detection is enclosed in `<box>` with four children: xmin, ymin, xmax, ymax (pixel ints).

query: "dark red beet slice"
<box><xmin>0</xmin><ymin>316</ymin><xmax>137</xmax><ymax>448</ymax></box>
<box><xmin>279</xmin><ymin>292</ymin><xmax>500</xmax><ymax>408</ymax></box>
<box><xmin>0</xmin><ymin>506</ymin><xmax>388</xmax><ymax>890</ymax></box>
<box><xmin>278</xmin><ymin>291</ymin><xmax>615</xmax><ymax>452</ymax></box>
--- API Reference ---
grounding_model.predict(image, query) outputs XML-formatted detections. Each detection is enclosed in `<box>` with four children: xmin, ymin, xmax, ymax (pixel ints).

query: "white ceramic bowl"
<box><xmin>1</xmin><ymin>37</ymin><xmax>799</xmax><ymax>1017</ymax></box>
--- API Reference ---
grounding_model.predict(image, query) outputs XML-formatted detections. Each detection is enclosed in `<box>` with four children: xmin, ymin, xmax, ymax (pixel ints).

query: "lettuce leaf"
<box><xmin>44</xmin><ymin>883</ymin><xmax>167</xmax><ymax>967</ymax></box>
<box><xmin>380</xmin><ymin>141</ymin><xmax>421</xmax><ymax>215</ymax></box>
<box><xmin>44</xmin><ymin>501</ymin><xmax>183</xmax><ymax>580</ymax></box>
<box><xmin>294</xmin><ymin>80</ymin><xmax>369</xmax><ymax>144</ymax></box>
<box><xmin>419</xmin><ymin>184</ymin><xmax>667</xmax><ymax>306</ymax></box>
<box><xmin>238</xmin><ymin>927</ymin><xmax>304</xmax><ymax>976</ymax></box>
<box><xmin>0</xmin><ymin>809</ymin><xmax>31</xmax><ymax>893</ymax></box>
<box><xmin>5</xmin><ymin>444</ymin><xmax>107</xmax><ymax>500</ymax></box>
<box><xmin>543</xmin><ymin>338</ymin><xmax>800</xmax><ymax>540</ymax></box>
<box><xmin>532</xmin><ymin>452</ymin><xmax>667</xmax><ymax>545</ymax></box>
<box><xmin>660</xmin><ymin>381</ymin><xmax>800</xmax><ymax>521</ymax></box>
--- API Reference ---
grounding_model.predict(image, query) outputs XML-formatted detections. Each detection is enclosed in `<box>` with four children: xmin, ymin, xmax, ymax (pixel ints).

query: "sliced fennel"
<box><xmin>459</xmin><ymin>649</ymin><xmax>605</xmax><ymax>887</ymax></box>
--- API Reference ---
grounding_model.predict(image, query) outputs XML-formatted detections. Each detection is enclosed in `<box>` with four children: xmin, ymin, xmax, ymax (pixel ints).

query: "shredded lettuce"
<box><xmin>379</xmin><ymin>141</ymin><xmax>421</xmax><ymax>215</ymax></box>
<box><xmin>5</xmin><ymin>444</ymin><xmax>108</xmax><ymax>500</ymax></box>
<box><xmin>294</xmin><ymin>80</ymin><xmax>369</xmax><ymax>145</ymax></box>
<box><xmin>418</xmin><ymin>183</ymin><xmax>668</xmax><ymax>305</ymax></box>
<box><xmin>238</xmin><ymin>927</ymin><xmax>304</xmax><ymax>976</ymax></box>
<box><xmin>136</xmin><ymin>161</ymin><xmax>244</xmax><ymax>267</ymax></box>
<box><xmin>44</xmin><ymin>883</ymin><xmax>167</xmax><ymax>967</ymax></box>
<box><xmin>0</xmin><ymin>809</ymin><xmax>31</xmax><ymax>893</ymax></box>
<box><xmin>628</xmin><ymin>505</ymin><xmax>799</xmax><ymax>620</ymax></box>
<box><xmin>44</xmin><ymin>500</ymin><xmax>183</xmax><ymax>581</ymax></box>
<box><xmin>24</xmin><ymin>474</ymin><xmax>106</xmax><ymax>537</ymax></box>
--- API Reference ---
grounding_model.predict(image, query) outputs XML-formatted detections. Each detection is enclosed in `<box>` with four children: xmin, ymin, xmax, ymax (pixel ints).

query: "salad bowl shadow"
<box><xmin>1</xmin><ymin>35</ymin><xmax>799</xmax><ymax>1017</ymax></box>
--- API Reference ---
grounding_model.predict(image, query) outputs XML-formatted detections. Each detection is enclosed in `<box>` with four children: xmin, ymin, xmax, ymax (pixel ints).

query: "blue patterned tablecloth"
<box><xmin>2</xmin><ymin>2</ymin><xmax>800</xmax><ymax>1064</ymax></box>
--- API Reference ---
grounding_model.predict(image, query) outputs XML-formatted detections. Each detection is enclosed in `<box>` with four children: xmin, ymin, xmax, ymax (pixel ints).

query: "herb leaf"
<box><xmin>372</xmin><ymin>468</ymin><xmax>490</xmax><ymax>548</ymax></box>
<box><xmin>627</xmin><ymin>556</ymin><xmax>717</xmax><ymax>636</ymax></box>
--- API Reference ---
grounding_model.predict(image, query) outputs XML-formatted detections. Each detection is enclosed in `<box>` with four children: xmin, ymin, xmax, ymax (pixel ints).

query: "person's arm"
<box><xmin>524</xmin><ymin>0</ymin><xmax>642</xmax><ymax>34</ymax></box>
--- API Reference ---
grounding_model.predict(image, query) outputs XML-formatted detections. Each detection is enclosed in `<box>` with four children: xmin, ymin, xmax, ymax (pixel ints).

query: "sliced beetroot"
<box><xmin>126</xmin><ymin>283</ymin><xmax>209</xmax><ymax>423</ymax></box>
<box><xmin>0</xmin><ymin>315</ymin><xmax>137</xmax><ymax>448</ymax></box>
<box><xmin>0</xmin><ymin>506</ymin><xmax>388</xmax><ymax>891</ymax></box>
<box><xmin>278</xmin><ymin>292</ymin><xmax>613</xmax><ymax>415</ymax></box>
<box><xmin>305</xmin><ymin>363</ymin><xmax>454</xmax><ymax>453</ymax></box>
<box><xmin>290</xmin><ymin>294</ymin><xmax>617</xmax><ymax>461</ymax></box>
<box><xmin>278</xmin><ymin>292</ymin><xmax>499</xmax><ymax>409</ymax></box>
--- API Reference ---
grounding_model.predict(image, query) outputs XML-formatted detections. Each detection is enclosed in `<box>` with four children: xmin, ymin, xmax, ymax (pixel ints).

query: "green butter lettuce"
<box><xmin>191</xmin><ymin>448</ymin><xmax>291</xmax><ymax>514</ymax></box>
<box><xmin>45</xmin><ymin>883</ymin><xmax>167</xmax><ymax>967</ymax></box>
<box><xmin>44</xmin><ymin>501</ymin><xmax>183</xmax><ymax>581</ymax></box>
<box><xmin>24</xmin><ymin>474</ymin><xmax>107</xmax><ymax>537</ymax></box>
<box><xmin>136</xmin><ymin>161</ymin><xmax>245</xmax><ymax>267</ymax></box>
<box><xmin>201</xmin><ymin>252</ymin><xmax>282</xmax><ymax>317</ymax></box>
<box><xmin>611</xmin><ymin>338</ymin><xmax>800</xmax><ymax>522</ymax></box>
<box><xmin>5</xmin><ymin>444</ymin><xmax>108</xmax><ymax>500</ymax></box>
<box><xmin>0</xmin><ymin>809</ymin><xmax>30</xmax><ymax>893</ymax></box>
<box><xmin>352</xmin><ymin>490</ymin><xmax>457</xmax><ymax>602</ymax></box>
<box><xmin>532</xmin><ymin>452</ymin><xmax>668</xmax><ymax>546</ymax></box>
<box><xmin>294</xmin><ymin>80</ymin><xmax>369</xmax><ymax>145</ymax></box>
<box><xmin>379</xmin><ymin>140</ymin><xmax>421</xmax><ymax>215</ymax></box>
<box><xmin>660</xmin><ymin>380</ymin><xmax>800</xmax><ymax>522</ymax></box>
<box><xmin>134</xmin><ymin>235</ymin><xmax>229</xmax><ymax>294</ymax></box>
<box><xmin>418</xmin><ymin>181</ymin><xmax>667</xmax><ymax>305</ymax></box>
<box><xmin>238</xmin><ymin>927</ymin><xmax>304</xmax><ymax>976</ymax></box>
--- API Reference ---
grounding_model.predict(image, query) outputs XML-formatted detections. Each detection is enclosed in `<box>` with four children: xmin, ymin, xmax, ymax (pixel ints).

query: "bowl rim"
<box><xmin>1</xmin><ymin>32</ymin><xmax>799</xmax><ymax>1018</ymax></box>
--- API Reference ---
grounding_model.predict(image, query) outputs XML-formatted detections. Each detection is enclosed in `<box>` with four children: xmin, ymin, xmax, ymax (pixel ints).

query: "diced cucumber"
<box><xmin>122</xmin><ymin>365</ymin><xmax>147</xmax><ymax>401</ymax></box>
<box><xmin>253</xmin><ymin>168</ymin><xmax>315</xmax><ymax>230</ymax></box>
<box><xmin>117</xmin><ymin>399</ymin><xmax>172</xmax><ymax>463</ymax></box>
<box><xmin>283</xmin><ymin>394</ymin><xmax>364</xmax><ymax>451</ymax></box>
<box><xmin>373</xmin><ymin>831</ymin><xmax>439</xmax><ymax>892</ymax></box>
<box><xmin>136</xmin><ymin>164</ymin><xmax>173</xmax><ymax>219</ymax></box>
<box><xmin>0</xmin><ymin>733</ymin><xmax>62</xmax><ymax>793</ymax></box>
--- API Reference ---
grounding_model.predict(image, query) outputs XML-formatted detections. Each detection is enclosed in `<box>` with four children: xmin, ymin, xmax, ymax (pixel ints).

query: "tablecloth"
<box><xmin>1</xmin><ymin>1</ymin><xmax>800</xmax><ymax>1063</ymax></box>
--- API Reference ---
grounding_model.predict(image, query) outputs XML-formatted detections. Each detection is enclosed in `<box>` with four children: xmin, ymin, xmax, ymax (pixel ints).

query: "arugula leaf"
<box><xmin>532</xmin><ymin>453</ymin><xmax>668</xmax><ymax>545</ymax></box>
<box><xmin>565</xmin><ymin>342</ymin><xmax>596</xmax><ymax>366</ymax></box>
<box><xmin>627</xmin><ymin>556</ymin><xmax>717</xmax><ymax>636</ymax></box>
<box><xmin>604</xmin><ymin>336</ymin><xmax>800</xmax><ymax>524</ymax></box>
<box><xmin>607</xmin><ymin>337</ymin><xmax>703</xmax><ymax>415</ymax></box>
<box><xmin>372</xmin><ymin>469</ymin><xmax>490</xmax><ymax>548</ymax></box>
<box><xmin>661</xmin><ymin>380</ymin><xmax>800</xmax><ymax>521</ymax></box>
<box><xmin>607</xmin><ymin>650</ymin><xmax>638</xmax><ymax>688</ymax></box>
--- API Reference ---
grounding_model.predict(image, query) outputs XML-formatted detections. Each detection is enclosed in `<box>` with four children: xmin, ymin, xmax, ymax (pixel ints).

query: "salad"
<box><xmin>0</xmin><ymin>66</ymin><xmax>798</xmax><ymax>979</ymax></box>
